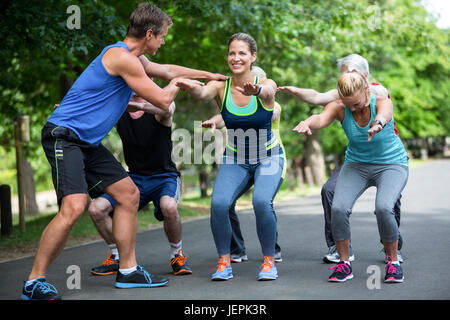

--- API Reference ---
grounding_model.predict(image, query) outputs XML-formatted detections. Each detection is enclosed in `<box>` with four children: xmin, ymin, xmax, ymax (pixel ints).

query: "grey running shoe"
<box><xmin>230</xmin><ymin>253</ymin><xmax>248</xmax><ymax>263</ymax></box>
<box><xmin>323</xmin><ymin>245</ymin><xmax>355</xmax><ymax>263</ymax></box>
<box><xmin>274</xmin><ymin>251</ymin><xmax>282</xmax><ymax>263</ymax></box>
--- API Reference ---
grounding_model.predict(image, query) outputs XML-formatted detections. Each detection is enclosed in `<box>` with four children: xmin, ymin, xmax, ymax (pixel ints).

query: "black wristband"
<box><xmin>371</xmin><ymin>119</ymin><xmax>385</xmax><ymax>128</ymax></box>
<box><xmin>253</xmin><ymin>85</ymin><xmax>262</xmax><ymax>96</ymax></box>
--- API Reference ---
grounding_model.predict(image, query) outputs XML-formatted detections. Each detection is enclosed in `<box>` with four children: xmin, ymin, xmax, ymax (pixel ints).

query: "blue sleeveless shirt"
<box><xmin>342</xmin><ymin>93</ymin><xmax>408</xmax><ymax>166</ymax></box>
<box><xmin>221</xmin><ymin>76</ymin><xmax>282</xmax><ymax>164</ymax></box>
<box><xmin>48</xmin><ymin>41</ymin><xmax>133</xmax><ymax>146</ymax></box>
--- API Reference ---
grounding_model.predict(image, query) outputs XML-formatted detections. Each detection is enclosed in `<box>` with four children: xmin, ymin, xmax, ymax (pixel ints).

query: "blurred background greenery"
<box><xmin>0</xmin><ymin>0</ymin><xmax>448</xmax><ymax>225</ymax></box>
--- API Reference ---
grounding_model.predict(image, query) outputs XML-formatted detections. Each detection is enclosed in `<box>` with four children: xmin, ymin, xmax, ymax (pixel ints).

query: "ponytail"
<box><xmin>337</xmin><ymin>70</ymin><xmax>368</xmax><ymax>98</ymax></box>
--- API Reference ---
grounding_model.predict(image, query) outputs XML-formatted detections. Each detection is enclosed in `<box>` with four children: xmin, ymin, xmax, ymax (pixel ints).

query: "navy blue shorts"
<box><xmin>100</xmin><ymin>172</ymin><xmax>181</xmax><ymax>221</ymax></box>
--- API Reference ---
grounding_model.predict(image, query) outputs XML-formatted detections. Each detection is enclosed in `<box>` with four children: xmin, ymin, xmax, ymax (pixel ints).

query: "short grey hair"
<box><xmin>250</xmin><ymin>66</ymin><xmax>266</xmax><ymax>79</ymax></box>
<box><xmin>337</xmin><ymin>54</ymin><xmax>370</xmax><ymax>77</ymax></box>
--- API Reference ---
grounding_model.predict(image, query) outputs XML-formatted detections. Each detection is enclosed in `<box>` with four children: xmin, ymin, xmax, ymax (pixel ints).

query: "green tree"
<box><xmin>1</xmin><ymin>0</ymin><xmax>448</xmax><ymax>200</ymax></box>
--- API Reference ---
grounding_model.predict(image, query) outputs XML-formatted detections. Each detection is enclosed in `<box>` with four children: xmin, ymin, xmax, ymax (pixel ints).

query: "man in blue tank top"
<box><xmin>22</xmin><ymin>3</ymin><xmax>227</xmax><ymax>300</ymax></box>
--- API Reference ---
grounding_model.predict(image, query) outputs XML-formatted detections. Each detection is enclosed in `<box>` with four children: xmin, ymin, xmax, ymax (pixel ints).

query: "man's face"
<box><xmin>146</xmin><ymin>23</ymin><xmax>169</xmax><ymax>56</ymax></box>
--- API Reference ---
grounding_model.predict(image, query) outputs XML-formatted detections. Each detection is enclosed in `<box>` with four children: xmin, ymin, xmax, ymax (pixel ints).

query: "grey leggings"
<box><xmin>331</xmin><ymin>162</ymin><xmax>408</xmax><ymax>243</ymax></box>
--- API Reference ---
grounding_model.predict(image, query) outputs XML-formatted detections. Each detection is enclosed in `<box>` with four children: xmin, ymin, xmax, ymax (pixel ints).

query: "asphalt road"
<box><xmin>1</xmin><ymin>159</ymin><xmax>449</xmax><ymax>305</ymax></box>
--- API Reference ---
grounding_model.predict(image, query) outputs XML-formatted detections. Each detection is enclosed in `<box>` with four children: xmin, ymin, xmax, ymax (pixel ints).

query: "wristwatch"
<box><xmin>371</xmin><ymin>119</ymin><xmax>385</xmax><ymax>128</ymax></box>
<box><xmin>253</xmin><ymin>85</ymin><xmax>262</xmax><ymax>96</ymax></box>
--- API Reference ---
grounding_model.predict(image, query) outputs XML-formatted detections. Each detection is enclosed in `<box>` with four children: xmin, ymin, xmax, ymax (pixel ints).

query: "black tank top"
<box><xmin>116</xmin><ymin>112</ymin><xmax>179</xmax><ymax>176</ymax></box>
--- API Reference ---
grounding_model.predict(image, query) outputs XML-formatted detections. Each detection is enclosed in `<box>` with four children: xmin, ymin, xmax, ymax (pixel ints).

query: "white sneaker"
<box><xmin>323</xmin><ymin>245</ymin><xmax>355</xmax><ymax>263</ymax></box>
<box><xmin>383</xmin><ymin>249</ymin><xmax>404</xmax><ymax>263</ymax></box>
<box><xmin>274</xmin><ymin>251</ymin><xmax>282</xmax><ymax>263</ymax></box>
<box><xmin>230</xmin><ymin>254</ymin><xmax>248</xmax><ymax>263</ymax></box>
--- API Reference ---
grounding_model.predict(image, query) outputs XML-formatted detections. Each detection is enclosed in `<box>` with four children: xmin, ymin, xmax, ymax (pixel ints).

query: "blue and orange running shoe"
<box><xmin>257</xmin><ymin>256</ymin><xmax>278</xmax><ymax>281</ymax></box>
<box><xmin>170</xmin><ymin>250</ymin><xmax>193</xmax><ymax>275</ymax></box>
<box><xmin>211</xmin><ymin>258</ymin><xmax>233</xmax><ymax>281</ymax></box>
<box><xmin>328</xmin><ymin>261</ymin><xmax>353</xmax><ymax>282</ymax></box>
<box><xmin>91</xmin><ymin>252</ymin><xmax>119</xmax><ymax>276</ymax></box>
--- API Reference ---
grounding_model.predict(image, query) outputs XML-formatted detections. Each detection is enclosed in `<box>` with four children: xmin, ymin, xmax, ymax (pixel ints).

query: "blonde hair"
<box><xmin>338</xmin><ymin>54</ymin><xmax>390</xmax><ymax>99</ymax></box>
<box><xmin>337</xmin><ymin>70</ymin><xmax>368</xmax><ymax>98</ymax></box>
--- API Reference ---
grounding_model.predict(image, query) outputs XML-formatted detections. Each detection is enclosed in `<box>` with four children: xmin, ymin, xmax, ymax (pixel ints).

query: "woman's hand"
<box><xmin>293</xmin><ymin>120</ymin><xmax>312</xmax><ymax>135</ymax></box>
<box><xmin>204</xmin><ymin>72</ymin><xmax>229</xmax><ymax>81</ymax></box>
<box><xmin>276</xmin><ymin>86</ymin><xmax>297</xmax><ymax>94</ymax></box>
<box><xmin>367</xmin><ymin>123</ymin><xmax>383</xmax><ymax>142</ymax></box>
<box><xmin>175</xmin><ymin>78</ymin><xmax>205</xmax><ymax>91</ymax></box>
<box><xmin>235</xmin><ymin>82</ymin><xmax>260</xmax><ymax>96</ymax></box>
<box><xmin>200</xmin><ymin>119</ymin><xmax>217</xmax><ymax>134</ymax></box>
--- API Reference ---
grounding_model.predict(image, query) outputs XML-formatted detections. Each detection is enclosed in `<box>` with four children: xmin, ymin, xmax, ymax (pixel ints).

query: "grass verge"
<box><xmin>0</xmin><ymin>202</ymin><xmax>210</xmax><ymax>262</ymax></box>
<box><xmin>0</xmin><ymin>159</ymin><xmax>426</xmax><ymax>262</ymax></box>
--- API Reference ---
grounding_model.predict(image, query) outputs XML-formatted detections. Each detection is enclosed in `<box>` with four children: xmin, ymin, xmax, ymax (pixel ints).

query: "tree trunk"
<box><xmin>287</xmin><ymin>160</ymin><xmax>295</xmax><ymax>191</ymax></box>
<box><xmin>199</xmin><ymin>170</ymin><xmax>208</xmax><ymax>198</ymax></box>
<box><xmin>304</xmin><ymin>130</ymin><xmax>326</xmax><ymax>187</ymax></box>
<box><xmin>23</xmin><ymin>159</ymin><xmax>39</xmax><ymax>216</ymax></box>
<box><xmin>60</xmin><ymin>70</ymin><xmax>75</xmax><ymax>99</ymax></box>
<box><xmin>293</xmin><ymin>157</ymin><xmax>304</xmax><ymax>190</ymax></box>
<box><xmin>14</xmin><ymin>120</ymin><xmax>25</xmax><ymax>232</ymax></box>
<box><xmin>303</xmin><ymin>165</ymin><xmax>314</xmax><ymax>187</ymax></box>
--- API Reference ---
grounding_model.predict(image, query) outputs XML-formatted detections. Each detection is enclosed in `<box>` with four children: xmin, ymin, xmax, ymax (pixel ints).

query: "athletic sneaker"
<box><xmin>170</xmin><ymin>250</ymin><xmax>192</xmax><ymax>275</ymax></box>
<box><xmin>274</xmin><ymin>251</ymin><xmax>282</xmax><ymax>263</ymax></box>
<box><xmin>382</xmin><ymin>249</ymin><xmax>404</xmax><ymax>263</ymax></box>
<box><xmin>21</xmin><ymin>278</ymin><xmax>61</xmax><ymax>300</ymax></box>
<box><xmin>257</xmin><ymin>256</ymin><xmax>278</xmax><ymax>280</ymax></box>
<box><xmin>115</xmin><ymin>265</ymin><xmax>169</xmax><ymax>288</ymax></box>
<box><xmin>211</xmin><ymin>258</ymin><xmax>233</xmax><ymax>281</ymax></box>
<box><xmin>384</xmin><ymin>259</ymin><xmax>404</xmax><ymax>283</ymax></box>
<box><xmin>230</xmin><ymin>253</ymin><xmax>248</xmax><ymax>263</ymax></box>
<box><xmin>91</xmin><ymin>252</ymin><xmax>119</xmax><ymax>276</ymax></box>
<box><xmin>328</xmin><ymin>261</ymin><xmax>353</xmax><ymax>282</ymax></box>
<box><xmin>323</xmin><ymin>244</ymin><xmax>355</xmax><ymax>263</ymax></box>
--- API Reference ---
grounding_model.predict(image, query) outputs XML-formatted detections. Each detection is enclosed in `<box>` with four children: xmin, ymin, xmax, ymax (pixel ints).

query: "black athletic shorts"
<box><xmin>41</xmin><ymin>122</ymin><xmax>128</xmax><ymax>205</ymax></box>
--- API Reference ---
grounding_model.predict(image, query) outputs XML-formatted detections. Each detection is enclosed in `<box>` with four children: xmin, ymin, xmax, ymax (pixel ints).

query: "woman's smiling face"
<box><xmin>227</xmin><ymin>40</ymin><xmax>256</xmax><ymax>75</ymax></box>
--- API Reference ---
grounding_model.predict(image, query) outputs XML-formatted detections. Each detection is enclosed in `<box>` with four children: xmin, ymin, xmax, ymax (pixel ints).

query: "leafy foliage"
<box><xmin>0</xmin><ymin>0</ymin><xmax>448</xmax><ymax>174</ymax></box>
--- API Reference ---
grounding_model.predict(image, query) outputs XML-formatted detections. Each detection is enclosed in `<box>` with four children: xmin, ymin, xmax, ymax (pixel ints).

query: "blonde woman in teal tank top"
<box><xmin>182</xmin><ymin>33</ymin><xmax>283</xmax><ymax>281</ymax></box>
<box><xmin>292</xmin><ymin>70</ymin><xmax>408</xmax><ymax>284</ymax></box>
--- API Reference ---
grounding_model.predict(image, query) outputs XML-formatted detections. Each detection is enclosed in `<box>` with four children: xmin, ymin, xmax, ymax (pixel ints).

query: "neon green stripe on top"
<box><xmin>224</xmin><ymin>76</ymin><xmax>258</xmax><ymax>116</ymax></box>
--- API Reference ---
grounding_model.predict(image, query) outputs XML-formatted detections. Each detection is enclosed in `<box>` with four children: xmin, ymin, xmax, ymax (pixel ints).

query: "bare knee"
<box><xmin>124</xmin><ymin>186</ymin><xmax>140</xmax><ymax>209</ymax></box>
<box><xmin>59</xmin><ymin>194</ymin><xmax>88</xmax><ymax>226</ymax></box>
<box><xmin>108</xmin><ymin>180</ymin><xmax>140</xmax><ymax>211</ymax></box>
<box><xmin>88</xmin><ymin>198</ymin><xmax>112</xmax><ymax>223</ymax></box>
<box><xmin>160</xmin><ymin>198</ymin><xmax>179</xmax><ymax>221</ymax></box>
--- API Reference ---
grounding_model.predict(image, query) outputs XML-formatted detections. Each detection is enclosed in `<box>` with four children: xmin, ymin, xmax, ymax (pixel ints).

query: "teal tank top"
<box><xmin>221</xmin><ymin>76</ymin><xmax>282</xmax><ymax>164</ymax></box>
<box><xmin>342</xmin><ymin>93</ymin><xmax>408</xmax><ymax>166</ymax></box>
